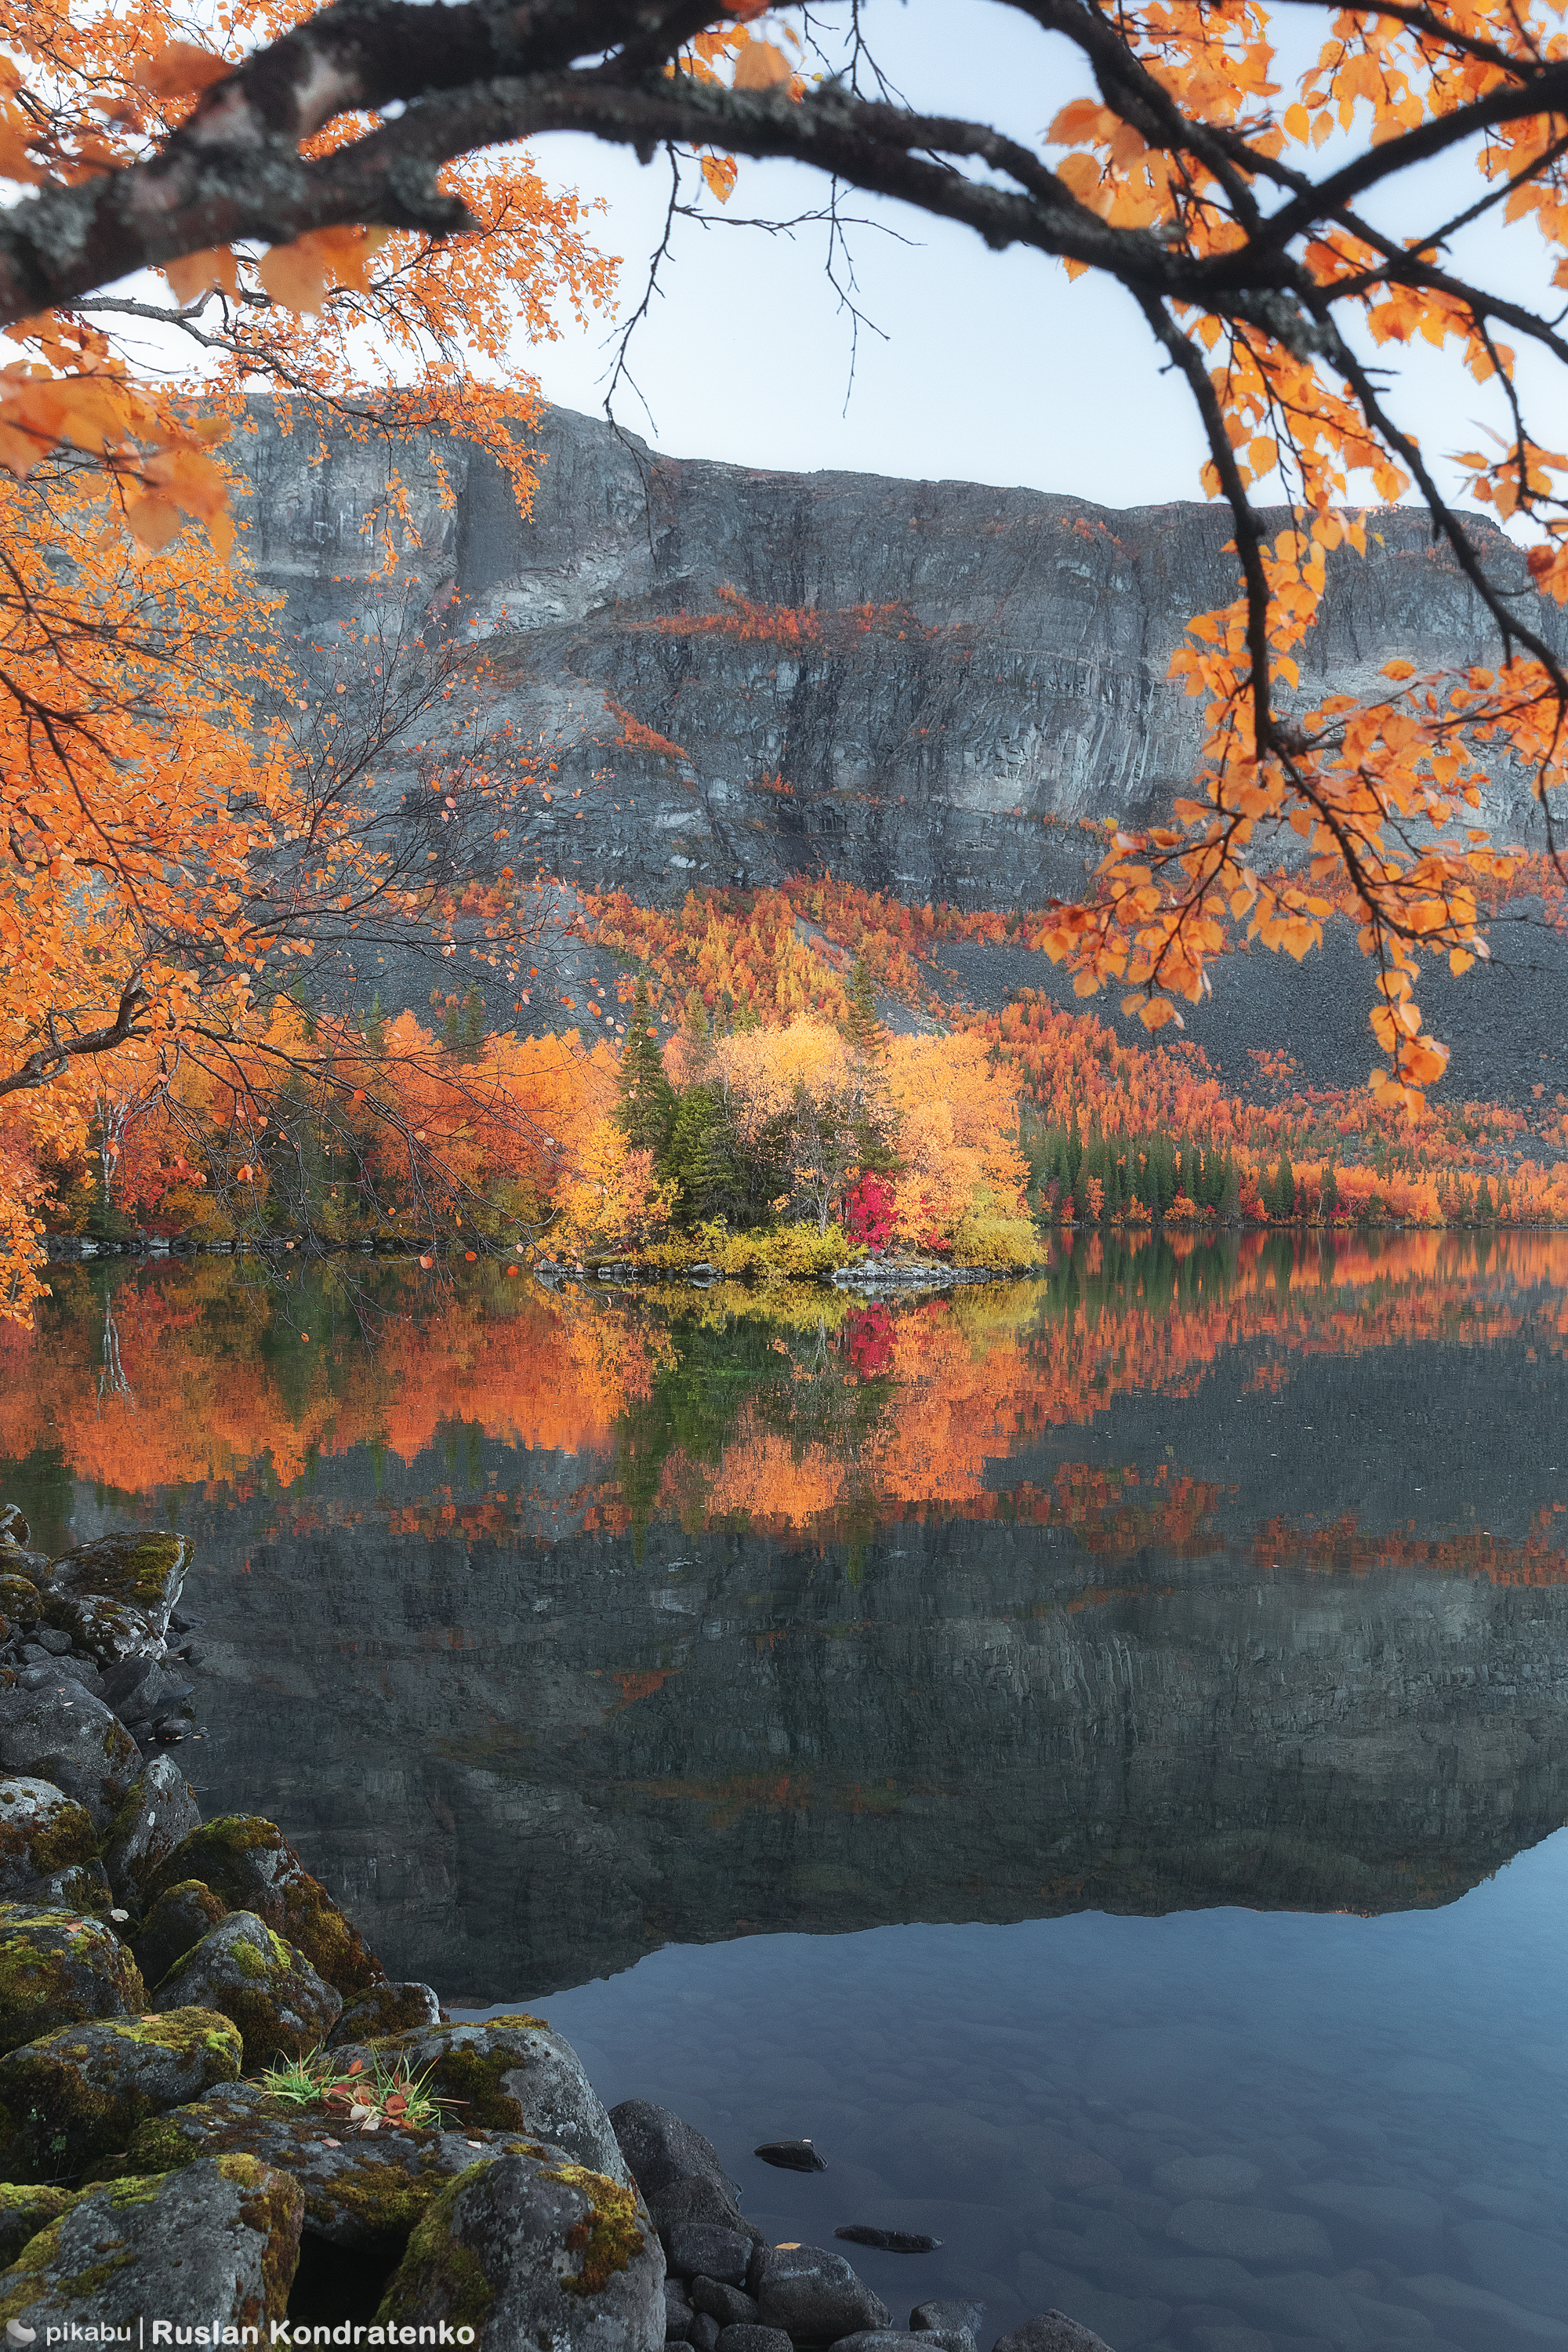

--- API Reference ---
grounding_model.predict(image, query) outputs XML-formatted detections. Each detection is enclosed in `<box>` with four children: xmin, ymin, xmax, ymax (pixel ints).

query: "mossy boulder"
<box><xmin>119</xmin><ymin>2078</ymin><xmax>562</xmax><ymax>2249</ymax></box>
<box><xmin>354</xmin><ymin>2019</ymin><xmax>630</xmax><ymax>2183</ymax></box>
<box><xmin>0</xmin><ymin>1904</ymin><xmax>147</xmax><ymax>2056</ymax></box>
<box><xmin>100</xmin><ymin>1756</ymin><xmax>200</xmax><ymax>1911</ymax></box>
<box><xmin>148</xmin><ymin>1814</ymin><xmax>383</xmax><ymax>1996</ymax></box>
<box><xmin>130</xmin><ymin>1878</ymin><xmax>228</xmax><ymax>1989</ymax></box>
<box><xmin>0</xmin><ymin>2184</ymin><xmax>73</xmax><ymax>2267</ymax></box>
<box><xmin>0</xmin><ymin>1579</ymin><xmax>39</xmax><ymax>1633</ymax></box>
<box><xmin>0</xmin><ymin>2154</ymin><xmax>301</xmax><ymax>2332</ymax></box>
<box><xmin>0</xmin><ymin>2004</ymin><xmax>243</xmax><ymax>2181</ymax></box>
<box><xmin>0</xmin><ymin>1688</ymin><xmax>143</xmax><ymax>1831</ymax></box>
<box><xmin>41</xmin><ymin>1532</ymin><xmax>190</xmax><ymax>1667</ymax></box>
<box><xmin>327</xmin><ymin>1981</ymin><xmax>441</xmax><ymax>2047</ymax></box>
<box><xmin>0</xmin><ymin>1779</ymin><xmax>111</xmax><ymax>1914</ymax></box>
<box><xmin>0</xmin><ymin>1779</ymin><xmax>96</xmax><ymax>1893</ymax></box>
<box><xmin>150</xmin><ymin>1910</ymin><xmax>341</xmax><ymax>2068</ymax></box>
<box><xmin>379</xmin><ymin>2150</ymin><xmax>664</xmax><ymax>2352</ymax></box>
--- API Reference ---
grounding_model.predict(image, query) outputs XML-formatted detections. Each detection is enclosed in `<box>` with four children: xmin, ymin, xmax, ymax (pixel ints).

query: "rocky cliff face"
<box><xmin>238</xmin><ymin>401</ymin><xmax>1559</xmax><ymax>915</ymax></box>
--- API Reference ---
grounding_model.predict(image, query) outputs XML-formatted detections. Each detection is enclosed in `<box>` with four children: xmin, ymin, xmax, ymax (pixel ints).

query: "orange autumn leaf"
<box><xmin>732</xmin><ymin>39</ymin><xmax>792</xmax><ymax>89</ymax></box>
<box><xmin>133</xmin><ymin>42</ymin><xmax>233</xmax><ymax>98</ymax></box>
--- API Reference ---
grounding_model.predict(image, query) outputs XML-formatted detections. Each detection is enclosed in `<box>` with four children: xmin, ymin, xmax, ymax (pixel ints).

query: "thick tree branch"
<box><xmin>0</xmin><ymin>972</ymin><xmax>151</xmax><ymax>1098</ymax></box>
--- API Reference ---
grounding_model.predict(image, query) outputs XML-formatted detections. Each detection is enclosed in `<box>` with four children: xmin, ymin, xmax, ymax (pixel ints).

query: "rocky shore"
<box><xmin>0</xmin><ymin>1510</ymin><xmax>1115</xmax><ymax>2351</ymax></box>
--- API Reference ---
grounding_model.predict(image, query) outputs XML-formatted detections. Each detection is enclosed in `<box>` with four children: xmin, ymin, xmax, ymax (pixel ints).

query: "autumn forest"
<box><xmin>10</xmin><ymin>0</ymin><xmax>1568</xmax><ymax>1315</ymax></box>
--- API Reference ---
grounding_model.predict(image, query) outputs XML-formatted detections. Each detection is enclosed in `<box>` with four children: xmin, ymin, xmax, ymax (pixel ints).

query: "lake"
<box><xmin>4</xmin><ymin>1232</ymin><xmax>1566</xmax><ymax>2352</ymax></box>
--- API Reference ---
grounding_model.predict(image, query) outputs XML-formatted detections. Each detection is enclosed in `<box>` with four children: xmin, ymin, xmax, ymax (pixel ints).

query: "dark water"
<box><xmin>3</xmin><ymin>1234</ymin><xmax>1566</xmax><ymax>2352</ymax></box>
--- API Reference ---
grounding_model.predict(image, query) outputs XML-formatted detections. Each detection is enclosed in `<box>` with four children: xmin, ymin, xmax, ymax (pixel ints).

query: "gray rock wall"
<box><xmin>234</xmin><ymin>399</ymin><xmax>1561</xmax><ymax>913</ymax></box>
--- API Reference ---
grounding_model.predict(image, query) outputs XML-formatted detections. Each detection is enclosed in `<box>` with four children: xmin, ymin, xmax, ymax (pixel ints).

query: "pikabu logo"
<box><xmin>4</xmin><ymin>2330</ymin><xmax>476</xmax><ymax>2350</ymax></box>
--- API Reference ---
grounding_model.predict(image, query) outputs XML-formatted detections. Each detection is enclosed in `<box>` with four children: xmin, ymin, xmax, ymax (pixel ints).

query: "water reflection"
<box><xmin>0</xmin><ymin>1232</ymin><xmax>1563</xmax><ymax>2001</ymax></box>
<box><xmin>7</xmin><ymin>1238</ymin><xmax>1568</xmax><ymax>2344</ymax></box>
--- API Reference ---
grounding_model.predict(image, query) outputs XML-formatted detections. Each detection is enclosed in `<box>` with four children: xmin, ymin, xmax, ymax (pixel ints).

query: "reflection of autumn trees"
<box><xmin>5</xmin><ymin>1236</ymin><xmax>1568</xmax><ymax>1588</ymax></box>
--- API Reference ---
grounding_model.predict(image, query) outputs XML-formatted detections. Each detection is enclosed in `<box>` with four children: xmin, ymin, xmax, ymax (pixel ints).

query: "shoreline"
<box><xmin>0</xmin><ymin>1511</ymin><xmax>1105</xmax><ymax>2352</ymax></box>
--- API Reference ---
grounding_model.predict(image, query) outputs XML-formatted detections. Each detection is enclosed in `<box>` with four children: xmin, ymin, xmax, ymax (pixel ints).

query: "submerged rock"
<box><xmin>1165</xmin><ymin>2200</ymin><xmax>1335</xmax><ymax>2267</ymax></box>
<box><xmin>132</xmin><ymin>1878</ymin><xmax>228</xmax><ymax>1989</ymax></box>
<box><xmin>148</xmin><ymin>1814</ymin><xmax>383</xmax><ymax>1994</ymax></box>
<box><xmin>378</xmin><ymin>2148</ymin><xmax>665</xmax><ymax>2352</ymax></box>
<box><xmin>354</xmin><ymin>2017</ymin><xmax>630</xmax><ymax>2182</ymax></box>
<box><xmin>121</xmin><ymin>2078</ymin><xmax>571</xmax><ymax>2247</ymax></box>
<box><xmin>100</xmin><ymin>1756</ymin><xmax>201</xmax><ymax>1910</ymax></box>
<box><xmin>151</xmin><ymin>1910</ymin><xmax>342</xmax><ymax>2067</ymax></box>
<box><xmin>0</xmin><ymin>2154</ymin><xmax>300</xmax><ymax>2333</ymax></box>
<box><xmin>0</xmin><ymin>1904</ymin><xmax>146</xmax><ymax>2055</ymax></box>
<box><xmin>327</xmin><ymin>1980</ymin><xmax>442</xmax><ymax>2046</ymax></box>
<box><xmin>41</xmin><ymin>1532</ymin><xmax>190</xmax><ymax>1666</ymax></box>
<box><xmin>0</xmin><ymin>2005</ymin><xmax>242</xmax><ymax>2181</ymax></box>
<box><xmin>751</xmin><ymin>2245</ymin><xmax>891</xmax><ymax>2343</ymax></box>
<box><xmin>613</xmin><ymin>2101</ymin><xmax>755</xmax><ymax>2247</ymax></box>
<box><xmin>0</xmin><ymin>1687</ymin><xmax>142</xmax><ymax>1829</ymax></box>
<box><xmin>992</xmin><ymin>2321</ymin><xmax>1116</xmax><ymax>2352</ymax></box>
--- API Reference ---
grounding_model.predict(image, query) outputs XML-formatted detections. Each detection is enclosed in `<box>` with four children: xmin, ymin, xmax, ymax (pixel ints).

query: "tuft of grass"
<box><xmin>260</xmin><ymin>2049</ymin><xmax>459</xmax><ymax>2134</ymax></box>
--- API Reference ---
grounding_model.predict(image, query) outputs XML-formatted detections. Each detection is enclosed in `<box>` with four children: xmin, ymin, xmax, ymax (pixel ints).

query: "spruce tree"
<box><xmin>616</xmin><ymin>978</ymin><xmax>676</xmax><ymax>1156</ymax></box>
<box><xmin>845</xmin><ymin>957</ymin><xmax>888</xmax><ymax>1063</ymax></box>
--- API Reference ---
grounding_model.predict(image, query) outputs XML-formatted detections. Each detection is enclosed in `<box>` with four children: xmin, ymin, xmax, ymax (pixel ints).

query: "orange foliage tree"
<box><xmin>15</xmin><ymin>1</ymin><xmax>1568</xmax><ymax>1127</ymax></box>
<box><xmin>0</xmin><ymin>0</ymin><xmax>615</xmax><ymax>1310</ymax></box>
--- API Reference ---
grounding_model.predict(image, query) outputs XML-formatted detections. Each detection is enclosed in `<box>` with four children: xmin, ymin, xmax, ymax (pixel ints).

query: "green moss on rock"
<box><xmin>0</xmin><ymin>1790</ymin><xmax>97</xmax><ymax>1878</ymax></box>
<box><xmin>0</xmin><ymin>2182</ymin><xmax>74</xmax><ymax>2267</ymax></box>
<box><xmin>375</xmin><ymin>2165</ymin><xmax>497</xmax><ymax>2332</ymax></box>
<box><xmin>0</xmin><ymin>1905</ymin><xmax>146</xmax><ymax>2056</ymax></box>
<box><xmin>546</xmin><ymin>2165</ymin><xmax>645</xmax><ymax>2297</ymax></box>
<box><xmin>0</xmin><ymin>2005</ymin><xmax>242</xmax><ymax>2182</ymax></box>
<box><xmin>220</xmin><ymin>2153</ymin><xmax>304</xmax><ymax>2324</ymax></box>
<box><xmin>149</xmin><ymin>1819</ymin><xmax>383</xmax><ymax>1998</ymax></box>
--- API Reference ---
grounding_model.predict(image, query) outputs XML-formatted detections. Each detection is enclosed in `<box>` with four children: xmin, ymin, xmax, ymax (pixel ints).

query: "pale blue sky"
<box><xmin>524</xmin><ymin>1</ymin><xmax>1544</xmax><ymax>517</ymax></box>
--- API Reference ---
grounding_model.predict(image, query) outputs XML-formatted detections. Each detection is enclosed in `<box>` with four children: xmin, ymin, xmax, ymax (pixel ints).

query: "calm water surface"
<box><xmin>4</xmin><ymin>1232</ymin><xmax>1566</xmax><ymax>2352</ymax></box>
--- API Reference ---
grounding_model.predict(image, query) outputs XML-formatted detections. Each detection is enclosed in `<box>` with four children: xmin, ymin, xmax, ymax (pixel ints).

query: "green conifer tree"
<box><xmin>616</xmin><ymin>978</ymin><xmax>676</xmax><ymax>1156</ymax></box>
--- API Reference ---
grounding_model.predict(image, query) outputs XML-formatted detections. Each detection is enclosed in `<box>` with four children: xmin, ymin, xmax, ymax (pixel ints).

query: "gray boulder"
<box><xmin>100</xmin><ymin>1755</ymin><xmax>201</xmax><ymax>1910</ymax></box>
<box><xmin>0</xmin><ymin>1777</ymin><xmax>103</xmax><ymax>1910</ymax></box>
<box><xmin>0</xmin><ymin>2184</ymin><xmax>73</xmax><ymax>2266</ymax></box>
<box><xmin>752</xmin><ymin>2246</ymin><xmax>892</xmax><ymax>2343</ymax></box>
<box><xmin>830</xmin><ymin>2336</ymin><xmax>946</xmax><ymax>2352</ymax></box>
<box><xmin>0</xmin><ymin>2006</ymin><xmax>242</xmax><ymax>2182</ymax></box>
<box><xmin>719</xmin><ymin>2333</ymin><xmax>793</xmax><ymax>2352</ymax></box>
<box><xmin>122</xmin><ymin>2078</ymin><xmax>577</xmax><ymax>2248</ymax></box>
<box><xmin>132</xmin><ymin>1878</ymin><xmax>228</xmax><ymax>1989</ymax></box>
<box><xmin>151</xmin><ymin>1910</ymin><xmax>342</xmax><ymax>2067</ymax></box>
<box><xmin>40</xmin><ymin>1531</ymin><xmax>190</xmax><ymax>1666</ymax></box>
<box><xmin>0</xmin><ymin>1686</ymin><xmax>142</xmax><ymax>1829</ymax></box>
<box><xmin>0</xmin><ymin>1574</ymin><xmax>41</xmax><ymax>1633</ymax></box>
<box><xmin>148</xmin><ymin>1814</ymin><xmax>383</xmax><ymax>1995</ymax></box>
<box><xmin>911</xmin><ymin>2303</ymin><xmax>983</xmax><ymax>2349</ymax></box>
<box><xmin>326</xmin><ymin>1980</ymin><xmax>442</xmax><ymax>2045</ymax></box>
<box><xmin>668</xmin><ymin>2224</ymin><xmax>753</xmax><ymax>2285</ymax></box>
<box><xmin>614</xmin><ymin>2099</ymin><xmax>755</xmax><ymax>2244</ymax></box>
<box><xmin>378</xmin><ymin>2147</ymin><xmax>665</xmax><ymax>2351</ymax></box>
<box><xmin>0</xmin><ymin>2154</ymin><xmax>300</xmax><ymax>2333</ymax></box>
<box><xmin>666</xmin><ymin>2279</ymin><xmax>695</xmax><ymax>2340</ymax></box>
<box><xmin>993</xmin><ymin>2321</ymin><xmax>1117</xmax><ymax>2352</ymax></box>
<box><xmin>354</xmin><ymin>2017</ymin><xmax>628</xmax><ymax>2182</ymax></box>
<box><xmin>693</xmin><ymin>2278</ymin><xmax>759</xmax><ymax>2327</ymax></box>
<box><xmin>0</xmin><ymin>1903</ymin><xmax>146</xmax><ymax>2055</ymax></box>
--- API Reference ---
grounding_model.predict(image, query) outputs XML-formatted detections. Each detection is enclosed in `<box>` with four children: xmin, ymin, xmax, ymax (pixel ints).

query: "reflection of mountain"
<box><xmin>144</xmin><ymin>1486</ymin><xmax>1568</xmax><ymax>2000</ymax></box>
<box><xmin>5</xmin><ymin>1245</ymin><xmax>1567</xmax><ymax>2000</ymax></box>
